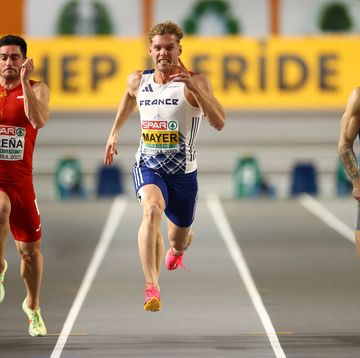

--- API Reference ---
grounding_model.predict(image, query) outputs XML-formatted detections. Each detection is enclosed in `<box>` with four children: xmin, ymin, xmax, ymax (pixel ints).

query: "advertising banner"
<box><xmin>27</xmin><ymin>36</ymin><xmax>358</xmax><ymax>111</ymax></box>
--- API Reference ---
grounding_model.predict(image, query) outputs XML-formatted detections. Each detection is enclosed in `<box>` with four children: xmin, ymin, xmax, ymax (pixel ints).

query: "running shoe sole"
<box><xmin>144</xmin><ymin>297</ymin><xmax>161</xmax><ymax>312</ymax></box>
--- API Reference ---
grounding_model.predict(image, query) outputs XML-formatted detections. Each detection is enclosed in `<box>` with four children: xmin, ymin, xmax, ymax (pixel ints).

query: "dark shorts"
<box><xmin>0</xmin><ymin>181</ymin><xmax>41</xmax><ymax>242</ymax></box>
<box><xmin>132</xmin><ymin>164</ymin><xmax>198</xmax><ymax>227</ymax></box>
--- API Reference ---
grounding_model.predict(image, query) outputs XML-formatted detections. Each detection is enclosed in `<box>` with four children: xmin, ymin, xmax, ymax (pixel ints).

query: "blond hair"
<box><xmin>148</xmin><ymin>21</ymin><xmax>184</xmax><ymax>43</ymax></box>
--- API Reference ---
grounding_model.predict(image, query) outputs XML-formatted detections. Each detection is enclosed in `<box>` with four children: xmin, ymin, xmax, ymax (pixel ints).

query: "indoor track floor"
<box><xmin>0</xmin><ymin>194</ymin><xmax>359</xmax><ymax>358</ymax></box>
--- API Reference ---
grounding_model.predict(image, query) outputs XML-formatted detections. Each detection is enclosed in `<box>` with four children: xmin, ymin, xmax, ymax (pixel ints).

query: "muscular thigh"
<box><xmin>0</xmin><ymin>190</ymin><xmax>11</xmax><ymax>222</ymax></box>
<box><xmin>164</xmin><ymin>170</ymin><xmax>198</xmax><ymax>228</ymax></box>
<box><xmin>0</xmin><ymin>182</ymin><xmax>41</xmax><ymax>242</ymax></box>
<box><xmin>141</xmin><ymin>185</ymin><xmax>166</xmax><ymax>211</ymax></box>
<box><xmin>132</xmin><ymin>165</ymin><xmax>198</xmax><ymax>226</ymax></box>
<box><xmin>132</xmin><ymin>165</ymin><xmax>168</xmax><ymax>209</ymax></box>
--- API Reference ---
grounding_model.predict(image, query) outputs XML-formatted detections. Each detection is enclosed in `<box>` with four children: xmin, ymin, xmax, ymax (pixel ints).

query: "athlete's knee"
<box><xmin>0</xmin><ymin>199</ymin><xmax>10</xmax><ymax>227</ymax></box>
<box><xmin>18</xmin><ymin>245</ymin><xmax>42</xmax><ymax>263</ymax></box>
<box><xmin>168</xmin><ymin>226</ymin><xmax>193</xmax><ymax>251</ymax></box>
<box><xmin>143</xmin><ymin>202</ymin><xmax>163</xmax><ymax>224</ymax></box>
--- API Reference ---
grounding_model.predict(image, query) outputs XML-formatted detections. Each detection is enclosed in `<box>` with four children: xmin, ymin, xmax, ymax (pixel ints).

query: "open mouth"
<box><xmin>158</xmin><ymin>59</ymin><xmax>170</xmax><ymax>64</ymax></box>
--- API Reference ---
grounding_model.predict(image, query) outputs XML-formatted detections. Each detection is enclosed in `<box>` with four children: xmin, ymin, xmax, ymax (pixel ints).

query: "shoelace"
<box><xmin>169</xmin><ymin>250</ymin><xmax>190</xmax><ymax>271</ymax></box>
<box><xmin>145</xmin><ymin>284</ymin><xmax>160</xmax><ymax>301</ymax></box>
<box><xmin>28</xmin><ymin>308</ymin><xmax>42</xmax><ymax>326</ymax></box>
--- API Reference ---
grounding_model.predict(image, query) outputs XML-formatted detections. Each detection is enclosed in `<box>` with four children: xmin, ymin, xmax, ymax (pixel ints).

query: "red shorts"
<box><xmin>0</xmin><ymin>181</ymin><xmax>41</xmax><ymax>242</ymax></box>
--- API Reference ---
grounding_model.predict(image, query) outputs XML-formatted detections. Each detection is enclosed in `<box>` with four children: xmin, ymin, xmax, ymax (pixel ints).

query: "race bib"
<box><xmin>0</xmin><ymin>125</ymin><xmax>26</xmax><ymax>160</ymax></box>
<box><xmin>141</xmin><ymin>120</ymin><xmax>179</xmax><ymax>155</ymax></box>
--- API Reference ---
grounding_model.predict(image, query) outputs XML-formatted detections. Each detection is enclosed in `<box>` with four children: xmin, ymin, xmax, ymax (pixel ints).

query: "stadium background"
<box><xmin>2</xmin><ymin>2</ymin><xmax>360</xmax><ymax>358</ymax></box>
<box><xmin>2</xmin><ymin>0</ymin><xmax>352</xmax><ymax>201</ymax></box>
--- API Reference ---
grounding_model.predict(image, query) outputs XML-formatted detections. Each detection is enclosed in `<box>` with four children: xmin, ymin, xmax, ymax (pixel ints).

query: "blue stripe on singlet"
<box><xmin>189</xmin><ymin>117</ymin><xmax>200</xmax><ymax>161</ymax></box>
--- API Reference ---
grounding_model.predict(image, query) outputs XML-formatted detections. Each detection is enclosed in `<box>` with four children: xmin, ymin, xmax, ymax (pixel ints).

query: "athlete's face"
<box><xmin>149</xmin><ymin>34</ymin><xmax>182</xmax><ymax>73</ymax></box>
<box><xmin>0</xmin><ymin>45</ymin><xmax>25</xmax><ymax>80</ymax></box>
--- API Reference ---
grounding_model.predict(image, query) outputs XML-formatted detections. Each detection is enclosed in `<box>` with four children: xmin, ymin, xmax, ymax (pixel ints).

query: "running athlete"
<box><xmin>338</xmin><ymin>87</ymin><xmax>360</xmax><ymax>256</ymax></box>
<box><xmin>104</xmin><ymin>21</ymin><xmax>225</xmax><ymax>311</ymax></box>
<box><xmin>0</xmin><ymin>35</ymin><xmax>49</xmax><ymax>335</ymax></box>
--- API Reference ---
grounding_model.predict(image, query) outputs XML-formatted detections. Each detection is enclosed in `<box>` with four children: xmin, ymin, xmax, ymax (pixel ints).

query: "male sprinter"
<box><xmin>0</xmin><ymin>35</ymin><xmax>49</xmax><ymax>335</ymax></box>
<box><xmin>104</xmin><ymin>21</ymin><xmax>225</xmax><ymax>311</ymax></box>
<box><xmin>338</xmin><ymin>87</ymin><xmax>360</xmax><ymax>256</ymax></box>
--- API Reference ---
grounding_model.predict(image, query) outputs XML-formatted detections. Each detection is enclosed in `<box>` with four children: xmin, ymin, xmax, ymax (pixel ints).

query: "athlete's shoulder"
<box><xmin>128</xmin><ymin>70</ymin><xmax>142</xmax><ymax>82</ymax></box>
<box><xmin>350</xmin><ymin>86</ymin><xmax>360</xmax><ymax>99</ymax></box>
<box><xmin>345</xmin><ymin>87</ymin><xmax>360</xmax><ymax>116</ymax></box>
<box><xmin>32</xmin><ymin>80</ymin><xmax>50</xmax><ymax>94</ymax></box>
<box><xmin>31</xmin><ymin>80</ymin><xmax>49</xmax><ymax>90</ymax></box>
<box><xmin>127</xmin><ymin>70</ymin><xmax>143</xmax><ymax>94</ymax></box>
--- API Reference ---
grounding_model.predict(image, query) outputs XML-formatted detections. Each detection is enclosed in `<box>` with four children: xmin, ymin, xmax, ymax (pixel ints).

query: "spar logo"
<box><xmin>142</xmin><ymin>121</ymin><xmax>178</xmax><ymax>131</ymax></box>
<box><xmin>0</xmin><ymin>126</ymin><xmax>16</xmax><ymax>136</ymax></box>
<box><xmin>142</xmin><ymin>121</ymin><xmax>167</xmax><ymax>130</ymax></box>
<box><xmin>0</xmin><ymin>126</ymin><xmax>25</xmax><ymax>137</ymax></box>
<box><xmin>16</xmin><ymin>128</ymin><xmax>25</xmax><ymax>136</ymax></box>
<box><xmin>168</xmin><ymin>121</ymin><xmax>177</xmax><ymax>130</ymax></box>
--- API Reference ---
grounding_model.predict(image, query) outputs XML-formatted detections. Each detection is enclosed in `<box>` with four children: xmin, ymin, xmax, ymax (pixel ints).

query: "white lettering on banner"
<box><xmin>0</xmin><ymin>125</ymin><xmax>26</xmax><ymax>161</ymax></box>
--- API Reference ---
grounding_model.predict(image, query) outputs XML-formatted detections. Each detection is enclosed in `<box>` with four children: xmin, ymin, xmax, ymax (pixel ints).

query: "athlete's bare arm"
<box><xmin>169</xmin><ymin>58</ymin><xmax>225</xmax><ymax>131</ymax></box>
<box><xmin>104</xmin><ymin>70</ymin><xmax>142</xmax><ymax>165</ymax></box>
<box><xmin>338</xmin><ymin>87</ymin><xmax>360</xmax><ymax>200</ymax></box>
<box><xmin>21</xmin><ymin>58</ymin><xmax>50</xmax><ymax>129</ymax></box>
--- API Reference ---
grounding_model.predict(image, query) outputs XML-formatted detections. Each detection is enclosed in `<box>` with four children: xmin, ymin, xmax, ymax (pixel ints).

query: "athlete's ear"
<box><xmin>179</xmin><ymin>45</ymin><xmax>182</xmax><ymax>55</ymax></box>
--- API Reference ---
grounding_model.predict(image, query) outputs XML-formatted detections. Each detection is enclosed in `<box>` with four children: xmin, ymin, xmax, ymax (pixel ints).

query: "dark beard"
<box><xmin>2</xmin><ymin>70</ymin><xmax>19</xmax><ymax>81</ymax></box>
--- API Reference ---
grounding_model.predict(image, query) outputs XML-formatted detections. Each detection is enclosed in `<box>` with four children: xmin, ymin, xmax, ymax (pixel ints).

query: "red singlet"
<box><xmin>0</xmin><ymin>80</ymin><xmax>41</xmax><ymax>242</ymax></box>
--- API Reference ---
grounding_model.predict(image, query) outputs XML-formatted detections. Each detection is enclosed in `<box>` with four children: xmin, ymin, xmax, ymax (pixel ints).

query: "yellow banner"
<box><xmin>27</xmin><ymin>36</ymin><xmax>359</xmax><ymax>111</ymax></box>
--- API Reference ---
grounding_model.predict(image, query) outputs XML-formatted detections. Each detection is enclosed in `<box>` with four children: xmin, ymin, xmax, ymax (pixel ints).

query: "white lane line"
<box><xmin>298</xmin><ymin>193</ymin><xmax>354</xmax><ymax>244</ymax></box>
<box><xmin>50</xmin><ymin>196</ymin><xmax>128</xmax><ymax>358</ymax></box>
<box><xmin>206</xmin><ymin>193</ymin><xmax>287</xmax><ymax>358</ymax></box>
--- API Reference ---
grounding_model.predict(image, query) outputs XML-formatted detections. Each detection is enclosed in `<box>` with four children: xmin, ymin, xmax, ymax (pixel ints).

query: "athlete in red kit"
<box><xmin>0</xmin><ymin>35</ymin><xmax>49</xmax><ymax>336</ymax></box>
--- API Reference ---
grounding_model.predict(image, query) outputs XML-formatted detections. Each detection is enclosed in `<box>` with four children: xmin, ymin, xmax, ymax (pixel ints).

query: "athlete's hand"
<box><xmin>20</xmin><ymin>58</ymin><xmax>34</xmax><ymax>83</ymax></box>
<box><xmin>169</xmin><ymin>58</ymin><xmax>197</xmax><ymax>92</ymax></box>
<box><xmin>104</xmin><ymin>133</ymin><xmax>119</xmax><ymax>165</ymax></box>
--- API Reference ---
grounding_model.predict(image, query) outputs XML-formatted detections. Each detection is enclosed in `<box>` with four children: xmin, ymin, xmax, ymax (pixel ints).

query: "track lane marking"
<box><xmin>298</xmin><ymin>193</ymin><xmax>354</xmax><ymax>244</ymax></box>
<box><xmin>206</xmin><ymin>193</ymin><xmax>287</xmax><ymax>358</ymax></box>
<box><xmin>50</xmin><ymin>196</ymin><xmax>128</xmax><ymax>358</ymax></box>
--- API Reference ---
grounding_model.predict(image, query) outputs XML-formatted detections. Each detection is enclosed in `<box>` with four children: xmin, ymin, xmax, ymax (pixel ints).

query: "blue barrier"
<box><xmin>96</xmin><ymin>164</ymin><xmax>124</xmax><ymax>197</ymax></box>
<box><xmin>290</xmin><ymin>162</ymin><xmax>318</xmax><ymax>196</ymax></box>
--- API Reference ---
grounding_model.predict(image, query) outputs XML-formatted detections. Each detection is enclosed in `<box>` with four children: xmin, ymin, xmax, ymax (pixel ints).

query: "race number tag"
<box><xmin>141</xmin><ymin>120</ymin><xmax>179</xmax><ymax>155</ymax></box>
<box><xmin>0</xmin><ymin>125</ymin><xmax>26</xmax><ymax>160</ymax></box>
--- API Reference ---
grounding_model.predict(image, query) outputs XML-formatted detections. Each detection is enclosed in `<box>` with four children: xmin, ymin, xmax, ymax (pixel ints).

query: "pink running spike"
<box><xmin>165</xmin><ymin>248</ymin><xmax>190</xmax><ymax>271</ymax></box>
<box><xmin>144</xmin><ymin>284</ymin><xmax>161</xmax><ymax>312</ymax></box>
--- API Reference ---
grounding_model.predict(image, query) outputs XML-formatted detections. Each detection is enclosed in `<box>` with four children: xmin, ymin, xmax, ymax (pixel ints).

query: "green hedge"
<box><xmin>183</xmin><ymin>0</ymin><xmax>241</xmax><ymax>35</ymax></box>
<box><xmin>319</xmin><ymin>2</ymin><xmax>352</xmax><ymax>32</ymax></box>
<box><xmin>57</xmin><ymin>0</ymin><xmax>113</xmax><ymax>35</ymax></box>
